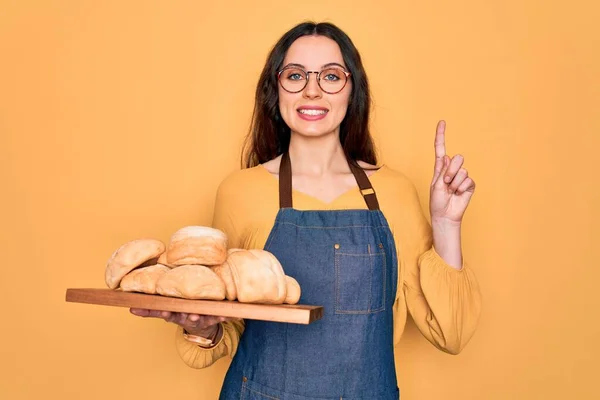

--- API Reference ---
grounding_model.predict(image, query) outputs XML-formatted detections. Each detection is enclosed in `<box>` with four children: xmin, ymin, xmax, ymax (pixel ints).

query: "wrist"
<box><xmin>184</xmin><ymin>323</ymin><xmax>218</xmax><ymax>338</ymax></box>
<box><xmin>183</xmin><ymin>323</ymin><xmax>222</xmax><ymax>348</ymax></box>
<box><xmin>431</xmin><ymin>218</ymin><xmax>463</xmax><ymax>270</ymax></box>
<box><xmin>431</xmin><ymin>216</ymin><xmax>462</xmax><ymax>230</ymax></box>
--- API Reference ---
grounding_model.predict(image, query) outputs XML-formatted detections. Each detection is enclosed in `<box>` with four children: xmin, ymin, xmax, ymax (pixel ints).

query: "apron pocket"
<box><xmin>333</xmin><ymin>243</ymin><xmax>386</xmax><ymax>314</ymax></box>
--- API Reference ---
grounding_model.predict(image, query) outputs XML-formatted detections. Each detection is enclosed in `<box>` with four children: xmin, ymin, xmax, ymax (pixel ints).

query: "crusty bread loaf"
<box><xmin>105</xmin><ymin>239</ymin><xmax>165</xmax><ymax>289</ymax></box>
<box><xmin>284</xmin><ymin>275</ymin><xmax>301</xmax><ymax>304</ymax></box>
<box><xmin>226</xmin><ymin>249</ymin><xmax>287</xmax><ymax>304</ymax></box>
<box><xmin>211</xmin><ymin>260</ymin><xmax>237</xmax><ymax>301</ymax></box>
<box><xmin>155</xmin><ymin>264</ymin><xmax>226</xmax><ymax>300</ymax></box>
<box><xmin>157</xmin><ymin>251</ymin><xmax>177</xmax><ymax>268</ymax></box>
<box><xmin>137</xmin><ymin>256</ymin><xmax>160</xmax><ymax>268</ymax></box>
<box><xmin>166</xmin><ymin>226</ymin><xmax>228</xmax><ymax>266</ymax></box>
<box><xmin>251</xmin><ymin>249</ymin><xmax>287</xmax><ymax>303</ymax></box>
<box><xmin>120</xmin><ymin>264</ymin><xmax>170</xmax><ymax>294</ymax></box>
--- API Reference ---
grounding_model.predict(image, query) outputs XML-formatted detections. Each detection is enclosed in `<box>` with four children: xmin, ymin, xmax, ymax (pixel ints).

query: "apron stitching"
<box><xmin>334</xmin><ymin>245</ymin><xmax>340</xmax><ymax>311</ymax></box>
<box><xmin>264</xmin><ymin>218</ymin><xmax>281</xmax><ymax>251</ymax></box>
<box><xmin>276</xmin><ymin>222</ymin><xmax>386</xmax><ymax>229</ymax></box>
<box><xmin>368</xmin><ymin>243</ymin><xmax>373</xmax><ymax>312</ymax></box>
<box><xmin>382</xmin><ymin>250</ymin><xmax>387</xmax><ymax>311</ymax></box>
<box><xmin>244</xmin><ymin>385</ymin><xmax>280</xmax><ymax>400</ymax></box>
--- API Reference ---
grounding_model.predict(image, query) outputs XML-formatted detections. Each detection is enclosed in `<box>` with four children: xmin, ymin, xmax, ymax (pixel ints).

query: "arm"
<box><xmin>402</xmin><ymin>201</ymin><xmax>482</xmax><ymax>355</ymax></box>
<box><xmin>402</xmin><ymin>121</ymin><xmax>482</xmax><ymax>354</ymax></box>
<box><xmin>173</xmin><ymin>177</ymin><xmax>246</xmax><ymax>368</ymax></box>
<box><xmin>175</xmin><ymin>319</ymin><xmax>245</xmax><ymax>368</ymax></box>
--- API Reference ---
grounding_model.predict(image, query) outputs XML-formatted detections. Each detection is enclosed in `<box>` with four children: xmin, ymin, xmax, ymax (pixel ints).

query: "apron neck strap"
<box><xmin>348</xmin><ymin>160</ymin><xmax>380</xmax><ymax>211</ymax></box>
<box><xmin>279</xmin><ymin>151</ymin><xmax>293</xmax><ymax>209</ymax></box>
<box><xmin>278</xmin><ymin>152</ymin><xmax>380</xmax><ymax>211</ymax></box>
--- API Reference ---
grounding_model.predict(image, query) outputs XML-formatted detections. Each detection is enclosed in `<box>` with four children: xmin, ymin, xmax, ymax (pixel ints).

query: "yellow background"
<box><xmin>1</xmin><ymin>1</ymin><xmax>598</xmax><ymax>399</ymax></box>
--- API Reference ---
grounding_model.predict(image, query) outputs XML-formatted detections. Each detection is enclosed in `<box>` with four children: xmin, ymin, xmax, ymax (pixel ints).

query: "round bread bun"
<box><xmin>211</xmin><ymin>260</ymin><xmax>237</xmax><ymax>301</ymax></box>
<box><xmin>166</xmin><ymin>226</ymin><xmax>228</xmax><ymax>266</ymax></box>
<box><xmin>157</xmin><ymin>251</ymin><xmax>176</xmax><ymax>268</ymax></box>
<box><xmin>120</xmin><ymin>264</ymin><xmax>170</xmax><ymax>294</ymax></box>
<box><xmin>105</xmin><ymin>239</ymin><xmax>165</xmax><ymax>289</ymax></box>
<box><xmin>284</xmin><ymin>275</ymin><xmax>301</xmax><ymax>304</ymax></box>
<box><xmin>250</xmin><ymin>249</ymin><xmax>287</xmax><ymax>303</ymax></box>
<box><xmin>155</xmin><ymin>264</ymin><xmax>226</xmax><ymax>300</ymax></box>
<box><xmin>227</xmin><ymin>249</ymin><xmax>287</xmax><ymax>304</ymax></box>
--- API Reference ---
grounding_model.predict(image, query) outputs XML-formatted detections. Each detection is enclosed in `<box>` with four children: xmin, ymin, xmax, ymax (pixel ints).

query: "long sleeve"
<box><xmin>174</xmin><ymin>319</ymin><xmax>245</xmax><ymax>369</ymax></box>
<box><xmin>174</xmin><ymin>177</ymin><xmax>247</xmax><ymax>368</ymax></box>
<box><xmin>400</xmin><ymin>183</ymin><xmax>482</xmax><ymax>355</ymax></box>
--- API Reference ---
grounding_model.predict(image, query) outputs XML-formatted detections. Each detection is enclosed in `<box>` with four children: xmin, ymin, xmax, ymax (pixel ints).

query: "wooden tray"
<box><xmin>65</xmin><ymin>288</ymin><xmax>324</xmax><ymax>325</ymax></box>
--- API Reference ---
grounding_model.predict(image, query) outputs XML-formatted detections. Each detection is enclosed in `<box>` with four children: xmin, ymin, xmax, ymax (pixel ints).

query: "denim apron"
<box><xmin>219</xmin><ymin>152</ymin><xmax>399</xmax><ymax>399</ymax></box>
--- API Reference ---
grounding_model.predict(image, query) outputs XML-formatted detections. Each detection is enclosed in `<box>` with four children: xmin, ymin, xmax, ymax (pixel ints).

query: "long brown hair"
<box><xmin>241</xmin><ymin>21</ymin><xmax>378</xmax><ymax>169</ymax></box>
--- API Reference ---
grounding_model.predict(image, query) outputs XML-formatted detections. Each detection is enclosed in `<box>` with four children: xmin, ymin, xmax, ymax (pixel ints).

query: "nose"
<box><xmin>302</xmin><ymin>72</ymin><xmax>322</xmax><ymax>100</ymax></box>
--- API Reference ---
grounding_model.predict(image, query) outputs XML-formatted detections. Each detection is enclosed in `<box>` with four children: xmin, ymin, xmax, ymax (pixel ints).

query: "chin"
<box><xmin>289</xmin><ymin>119</ymin><xmax>339</xmax><ymax>137</ymax></box>
<box><xmin>291</xmin><ymin>127</ymin><xmax>336</xmax><ymax>138</ymax></box>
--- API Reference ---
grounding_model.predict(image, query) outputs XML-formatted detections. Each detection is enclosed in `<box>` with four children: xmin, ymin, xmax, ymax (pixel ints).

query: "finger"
<box><xmin>432</xmin><ymin>156</ymin><xmax>444</xmax><ymax>185</ymax></box>
<box><xmin>455</xmin><ymin>177</ymin><xmax>475</xmax><ymax>195</ymax></box>
<box><xmin>434</xmin><ymin>120</ymin><xmax>446</xmax><ymax>161</ymax></box>
<box><xmin>433</xmin><ymin>155</ymin><xmax>450</xmax><ymax>188</ymax></box>
<box><xmin>130</xmin><ymin>308</ymin><xmax>149</xmax><ymax>317</ymax></box>
<box><xmin>174</xmin><ymin>313</ymin><xmax>190</xmax><ymax>325</ymax></box>
<box><xmin>130</xmin><ymin>308</ymin><xmax>163</xmax><ymax>318</ymax></box>
<box><xmin>448</xmin><ymin>168</ymin><xmax>468</xmax><ymax>193</ymax></box>
<box><xmin>163</xmin><ymin>312</ymin><xmax>183</xmax><ymax>324</ymax></box>
<box><xmin>444</xmin><ymin>155</ymin><xmax>464</xmax><ymax>184</ymax></box>
<box><xmin>160</xmin><ymin>311</ymin><xmax>172</xmax><ymax>319</ymax></box>
<box><xmin>185</xmin><ymin>313</ymin><xmax>201</xmax><ymax>327</ymax></box>
<box><xmin>202</xmin><ymin>315</ymin><xmax>226</xmax><ymax>326</ymax></box>
<box><xmin>196</xmin><ymin>315</ymin><xmax>233</xmax><ymax>329</ymax></box>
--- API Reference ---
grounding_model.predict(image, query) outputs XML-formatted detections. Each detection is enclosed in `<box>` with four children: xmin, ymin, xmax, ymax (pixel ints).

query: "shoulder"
<box><xmin>214</xmin><ymin>164</ymin><xmax>278</xmax><ymax>212</ymax></box>
<box><xmin>355</xmin><ymin>161</ymin><xmax>422</xmax><ymax>204</ymax></box>
<box><xmin>371</xmin><ymin>166</ymin><xmax>431</xmax><ymax>242</ymax></box>
<box><xmin>217</xmin><ymin>165</ymin><xmax>272</xmax><ymax>193</ymax></box>
<box><xmin>371</xmin><ymin>165</ymin><xmax>419</xmax><ymax>194</ymax></box>
<box><xmin>356</xmin><ymin>161</ymin><xmax>413</xmax><ymax>186</ymax></box>
<box><xmin>261</xmin><ymin>155</ymin><xmax>282</xmax><ymax>175</ymax></box>
<box><xmin>370</xmin><ymin>164</ymin><xmax>427</xmax><ymax>223</ymax></box>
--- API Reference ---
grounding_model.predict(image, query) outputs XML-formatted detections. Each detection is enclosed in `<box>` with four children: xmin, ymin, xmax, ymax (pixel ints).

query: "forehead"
<box><xmin>282</xmin><ymin>35</ymin><xmax>346</xmax><ymax>69</ymax></box>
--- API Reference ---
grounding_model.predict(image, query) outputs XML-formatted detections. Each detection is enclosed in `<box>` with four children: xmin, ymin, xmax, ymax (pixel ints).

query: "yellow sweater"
<box><xmin>175</xmin><ymin>164</ymin><xmax>482</xmax><ymax>368</ymax></box>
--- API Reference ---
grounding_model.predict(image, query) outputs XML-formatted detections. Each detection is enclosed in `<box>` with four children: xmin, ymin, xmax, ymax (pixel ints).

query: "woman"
<box><xmin>131</xmin><ymin>21</ymin><xmax>482</xmax><ymax>399</ymax></box>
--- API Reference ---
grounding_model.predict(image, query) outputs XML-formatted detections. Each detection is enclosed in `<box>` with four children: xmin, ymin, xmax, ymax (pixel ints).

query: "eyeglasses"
<box><xmin>277</xmin><ymin>65</ymin><xmax>351</xmax><ymax>94</ymax></box>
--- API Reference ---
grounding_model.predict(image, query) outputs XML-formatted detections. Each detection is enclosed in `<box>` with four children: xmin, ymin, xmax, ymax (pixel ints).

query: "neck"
<box><xmin>287</xmin><ymin>131</ymin><xmax>348</xmax><ymax>177</ymax></box>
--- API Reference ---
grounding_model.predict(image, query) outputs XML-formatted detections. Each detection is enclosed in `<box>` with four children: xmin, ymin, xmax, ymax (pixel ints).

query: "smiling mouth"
<box><xmin>298</xmin><ymin>109</ymin><xmax>328</xmax><ymax>115</ymax></box>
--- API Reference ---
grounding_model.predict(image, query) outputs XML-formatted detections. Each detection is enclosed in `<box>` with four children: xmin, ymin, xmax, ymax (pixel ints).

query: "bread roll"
<box><xmin>155</xmin><ymin>265</ymin><xmax>226</xmax><ymax>300</ymax></box>
<box><xmin>284</xmin><ymin>275</ymin><xmax>301</xmax><ymax>304</ymax></box>
<box><xmin>120</xmin><ymin>264</ymin><xmax>170</xmax><ymax>294</ymax></box>
<box><xmin>105</xmin><ymin>239</ymin><xmax>165</xmax><ymax>289</ymax></box>
<box><xmin>166</xmin><ymin>226</ymin><xmax>227</xmax><ymax>266</ymax></box>
<box><xmin>226</xmin><ymin>249</ymin><xmax>287</xmax><ymax>304</ymax></box>
<box><xmin>138</xmin><ymin>256</ymin><xmax>160</xmax><ymax>268</ymax></box>
<box><xmin>211</xmin><ymin>262</ymin><xmax>237</xmax><ymax>301</ymax></box>
<box><xmin>157</xmin><ymin>251</ymin><xmax>176</xmax><ymax>268</ymax></box>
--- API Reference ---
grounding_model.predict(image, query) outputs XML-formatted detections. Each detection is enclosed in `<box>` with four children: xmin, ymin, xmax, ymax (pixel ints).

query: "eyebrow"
<box><xmin>283</xmin><ymin>62</ymin><xmax>347</xmax><ymax>70</ymax></box>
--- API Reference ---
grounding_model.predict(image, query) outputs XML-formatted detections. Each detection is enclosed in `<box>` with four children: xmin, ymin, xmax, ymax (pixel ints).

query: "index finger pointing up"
<box><xmin>435</xmin><ymin>120</ymin><xmax>446</xmax><ymax>159</ymax></box>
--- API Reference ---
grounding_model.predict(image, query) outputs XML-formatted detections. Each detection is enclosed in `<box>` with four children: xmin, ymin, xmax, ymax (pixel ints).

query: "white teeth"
<box><xmin>298</xmin><ymin>109</ymin><xmax>327</xmax><ymax>115</ymax></box>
